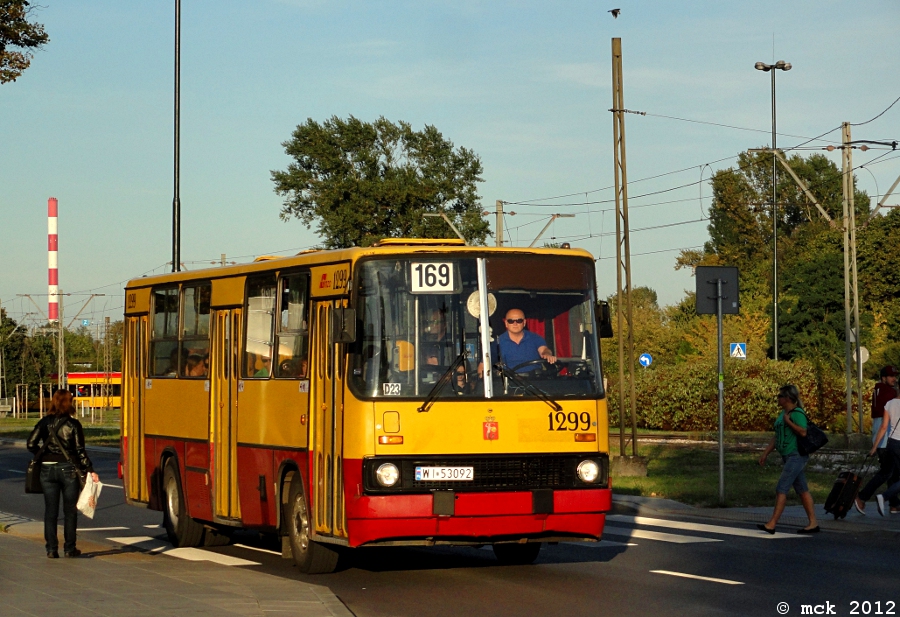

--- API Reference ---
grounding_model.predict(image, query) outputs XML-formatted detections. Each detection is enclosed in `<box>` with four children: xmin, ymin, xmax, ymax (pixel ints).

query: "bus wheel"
<box><xmin>287</xmin><ymin>474</ymin><xmax>339</xmax><ymax>574</ymax></box>
<box><xmin>492</xmin><ymin>542</ymin><xmax>541</xmax><ymax>565</ymax></box>
<box><xmin>162</xmin><ymin>460</ymin><xmax>204</xmax><ymax>548</ymax></box>
<box><xmin>203</xmin><ymin>527</ymin><xmax>232</xmax><ymax>547</ymax></box>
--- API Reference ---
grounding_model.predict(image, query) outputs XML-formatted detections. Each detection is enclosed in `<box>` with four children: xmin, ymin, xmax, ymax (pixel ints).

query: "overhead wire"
<box><xmin>507</xmin><ymin>93</ymin><xmax>900</xmax><ymax>210</ymax></box>
<box><xmin>851</xmin><ymin>94</ymin><xmax>900</xmax><ymax>127</ymax></box>
<box><xmin>596</xmin><ymin>245</ymin><xmax>704</xmax><ymax>261</ymax></box>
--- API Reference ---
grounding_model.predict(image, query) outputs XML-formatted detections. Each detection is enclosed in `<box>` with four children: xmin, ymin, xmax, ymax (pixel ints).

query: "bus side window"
<box><xmin>149</xmin><ymin>287</ymin><xmax>179</xmax><ymax>377</ymax></box>
<box><xmin>181</xmin><ymin>283</ymin><xmax>211</xmax><ymax>377</ymax></box>
<box><xmin>245</xmin><ymin>275</ymin><xmax>277</xmax><ymax>378</ymax></box>
<box><xmin>275</xmin><ymin>272</ymin><xmax>309</xmax><ymax>379</ymax></box>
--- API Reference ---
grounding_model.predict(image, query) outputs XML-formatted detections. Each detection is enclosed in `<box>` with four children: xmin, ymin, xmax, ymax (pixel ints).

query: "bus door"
<box><xmin>212</xmin><ymin>308</ymin><xmax>242</xmax><ymax>520</ymax></box>
<box><xmin>125</xmin><ymin>316</ymin><xmax>147</xmax><ymax>501</ymax></box>
<box><xmin>311</xmin><ymin>300</ymin><xmax>345</xmax><ymax>537</ymax></box>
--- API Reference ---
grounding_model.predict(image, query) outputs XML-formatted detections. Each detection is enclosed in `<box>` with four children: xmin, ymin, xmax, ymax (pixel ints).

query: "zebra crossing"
<box><xmin>595</xmin><ymin>514</ymin><xmax>808</xmax><ymax>545</ymax></box>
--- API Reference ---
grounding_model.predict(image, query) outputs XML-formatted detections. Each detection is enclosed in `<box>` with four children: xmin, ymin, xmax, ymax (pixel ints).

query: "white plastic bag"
<box><xmin>76</xmin><ymin>474</ymin><xmax>103</xmax><ymax>519</ymax></box>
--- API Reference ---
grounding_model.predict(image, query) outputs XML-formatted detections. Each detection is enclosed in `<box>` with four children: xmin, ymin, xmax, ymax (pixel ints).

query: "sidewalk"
<box><xmin>1</xmin><ymin>516</ymin><xmax>353</xmax><ymax>617</ymax></box>
<box><xmin>612</xmin><ymin>494</ymin><xmax>900</xmax><ymax>533</ymax></box>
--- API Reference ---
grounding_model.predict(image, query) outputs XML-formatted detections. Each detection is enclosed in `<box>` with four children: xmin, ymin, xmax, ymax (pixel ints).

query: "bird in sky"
<box><xmin>609</xmin><ymin>8</ymin><xmax>621</xmax><ymax>18</ymax></box>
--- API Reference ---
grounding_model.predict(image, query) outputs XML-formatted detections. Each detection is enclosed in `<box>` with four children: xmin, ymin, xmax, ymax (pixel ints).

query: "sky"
<box><xmin>1</xmin><ymin>0</ymin><xmax>898</xmax><ymax>330</ymax></box>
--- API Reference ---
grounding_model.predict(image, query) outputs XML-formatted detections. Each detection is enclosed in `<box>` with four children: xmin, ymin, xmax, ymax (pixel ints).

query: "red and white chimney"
<box><xmin>48</xmin><ymin>197</ymin><xmax>59</xmax><ymax>322</ymax></box>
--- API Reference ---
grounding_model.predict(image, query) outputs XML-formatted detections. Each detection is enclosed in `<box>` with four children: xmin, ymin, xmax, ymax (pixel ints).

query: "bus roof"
<box><xmin>125</xmin><ymin>241</ymin><xmax>594</xmax><ymax>290</ymax></box>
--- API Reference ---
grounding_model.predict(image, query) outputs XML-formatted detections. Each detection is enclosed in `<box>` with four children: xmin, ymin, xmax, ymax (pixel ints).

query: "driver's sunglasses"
<box><xmin>506</xmin><ymin>318</ymin><xmax>525</xmax><ymax>324</ymax></box>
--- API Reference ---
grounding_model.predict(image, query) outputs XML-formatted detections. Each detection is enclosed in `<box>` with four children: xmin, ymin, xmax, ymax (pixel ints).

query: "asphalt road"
<box><xmin>2</xmin><ymin>443</ymin><xmax>898</xmax><ymax>617</ymax></box>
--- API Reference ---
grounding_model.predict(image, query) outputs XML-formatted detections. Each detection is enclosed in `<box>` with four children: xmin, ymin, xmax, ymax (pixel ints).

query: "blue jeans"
<box><xmin>776</xmin><ymin>453</ymin><xmax>810</xmax><ymax>495</ymax></box>
<box><xmin>40</xmin><ymin>463</ymin><xmax>81</xmax><ymax>554</ymax></box>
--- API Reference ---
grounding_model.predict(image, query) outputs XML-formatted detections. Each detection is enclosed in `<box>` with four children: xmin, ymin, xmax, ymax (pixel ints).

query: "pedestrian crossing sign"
<box><xmin>730</xmin><ymin>343</ymin><xmax>746</xmax><ymax>359</ymax></box>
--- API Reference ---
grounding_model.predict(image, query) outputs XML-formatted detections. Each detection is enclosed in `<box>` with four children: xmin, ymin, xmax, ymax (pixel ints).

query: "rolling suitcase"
<box><xmin>823</xmin><ymin>456</ymin><xmax>872</xmax><ymax>520</ymax></box>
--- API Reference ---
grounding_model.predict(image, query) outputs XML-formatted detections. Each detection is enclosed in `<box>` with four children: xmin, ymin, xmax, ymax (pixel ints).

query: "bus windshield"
<box><xmin>349</xmin><ymin>255</ymin><xmax>603</xmax><ymax>401</ymax></box>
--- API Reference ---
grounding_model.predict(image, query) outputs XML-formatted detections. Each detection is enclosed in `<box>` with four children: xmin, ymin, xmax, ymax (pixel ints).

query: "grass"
<box><xmin>613</xmin><ymin>444</ymin><xmax>846</xmax><ymax>508</ymax></box>
<box><xmin>0</xmin><ymin>413</ymin><xmax>121</xmax><ymax>448</ymax></box>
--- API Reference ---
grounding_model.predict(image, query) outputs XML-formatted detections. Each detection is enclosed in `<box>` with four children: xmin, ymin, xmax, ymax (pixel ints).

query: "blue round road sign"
<box><xmin>639</xmin><ymin>353</ymin><xmax>653</xmax><ymax>367</ymax></box>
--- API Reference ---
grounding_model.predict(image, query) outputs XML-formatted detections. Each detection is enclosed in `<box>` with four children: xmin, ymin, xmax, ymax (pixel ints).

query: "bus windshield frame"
<box><xmin>348</xmin><ymin>254</ymin><xmax>605</xmax><ymax>403</ymax></box>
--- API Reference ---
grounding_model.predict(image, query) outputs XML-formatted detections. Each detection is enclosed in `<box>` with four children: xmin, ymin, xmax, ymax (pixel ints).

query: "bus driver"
<box><xmin>479</xmin><ymin>308</ymin><xmax>557</xmax><ymax>376</ymax></box>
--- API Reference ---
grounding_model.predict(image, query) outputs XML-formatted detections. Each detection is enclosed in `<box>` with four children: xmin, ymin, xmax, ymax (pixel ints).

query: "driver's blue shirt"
<box><xmin>494</xmin><ymin>330</ymin><xmax>547</xmax><ymax>372</ymax></box>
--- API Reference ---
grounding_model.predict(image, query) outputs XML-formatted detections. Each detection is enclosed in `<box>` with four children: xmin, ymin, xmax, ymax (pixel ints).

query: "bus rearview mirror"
<box><xmin>332</xmin><ymin>307</ymin><xmax>357</xmax><ymax>344</ymax></box>
<box><xmin>597</xmin><ymin>301</ymin><xmax>613</xmax><ymax>339</ymax></box>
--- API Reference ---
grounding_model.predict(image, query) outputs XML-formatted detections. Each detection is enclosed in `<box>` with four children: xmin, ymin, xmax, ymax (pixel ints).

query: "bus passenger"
<box><xmin>278</xmin><ymin>356</ymin><xmax>308</xmax><ymax>378</ymax></box>
<box><xmin>422</xmin><ymin>309</ymin><xmax>452</xmax><ymax>366</ymax></box>
<box><xmin>453</xmin><ymin>360</ymin><xmax>475</xmax><ymax>395</ymax></box>
<box><xmin>185</xmin><ymin>354</ymin><xmax>207</xmax><ymax>377</ymax></box>
<box><xmin>254</xmin><ymin>355</ymin><xmax>271</xmax><ymax>378</ymax></box>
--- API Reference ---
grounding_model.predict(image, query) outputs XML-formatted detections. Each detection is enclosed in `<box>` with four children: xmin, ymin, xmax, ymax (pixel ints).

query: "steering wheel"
<box><xmin>510</xmin><ymin>358</ymin><xmax>561</xmax><ymax>376</ymax></box>
<box><xmin>564</xmin><ymin>359</ymin><xmax>593</xmax><ymax>378</ymax></box>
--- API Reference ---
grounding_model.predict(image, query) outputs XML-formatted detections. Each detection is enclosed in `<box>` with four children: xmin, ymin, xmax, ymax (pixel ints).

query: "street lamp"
<box><xmin>755</xmin><ymin>60</ymin><xmax>791</xmax><ymax>361</ymax></box>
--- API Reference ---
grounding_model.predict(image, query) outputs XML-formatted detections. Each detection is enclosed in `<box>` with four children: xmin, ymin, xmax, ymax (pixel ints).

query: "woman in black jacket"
<box><xmin>27</xmin><ymin>390</ymin><xmax>99</xmax><ymax>558</ymax></box>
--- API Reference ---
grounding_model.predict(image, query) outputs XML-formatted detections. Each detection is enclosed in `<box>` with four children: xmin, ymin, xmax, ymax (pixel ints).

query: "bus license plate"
<box><xmin>415</xmin><ymin>466</ymin><xmax>474</xmax><ymax>481</ymax></box>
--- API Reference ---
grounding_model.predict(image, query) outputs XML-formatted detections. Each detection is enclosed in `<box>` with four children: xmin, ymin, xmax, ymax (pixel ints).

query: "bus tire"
<box><xmin>203</xmin><ymin>527</ymin><xmax>232</xmax><ymax>547</ymax></box>
<box><xmin>492</xmin><ymin>542</ymin><xmax>541</xmax><ymax>565</ymax></box>
<box><xmin>162</xmin><ymin>459</ymin><xmax>204</xmax><ymax>548</ymax></box>
<box><xmin>287</xmin><ymin>474</ymin><xmax>339</xmax><ymax>574</ymax></box>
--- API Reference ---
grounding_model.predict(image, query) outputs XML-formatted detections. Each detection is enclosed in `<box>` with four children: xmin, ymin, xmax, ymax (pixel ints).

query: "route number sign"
<box><xmin>411</xmin><ymin>262</ymin><xmax>455</xmax><ymax>293</ymax></box>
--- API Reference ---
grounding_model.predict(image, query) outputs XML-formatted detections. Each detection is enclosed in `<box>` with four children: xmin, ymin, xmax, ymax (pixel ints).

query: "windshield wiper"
<box><xmin>493</xmin><ymin>363</ymin><xmax>562</xmax><ymax>411</ymax></box>
<box><xmin>417</xmin><ymin>351</ymin><xmax>468</xmax><ymax>413</ymax></box>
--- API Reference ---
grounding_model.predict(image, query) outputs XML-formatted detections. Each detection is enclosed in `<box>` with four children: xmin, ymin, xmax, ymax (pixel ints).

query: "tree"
<box><xmin>272</xmin><ymin>116</ymin><xmax>489</xmax><ymax>248</ymax></box>
<box><xmin>677</xmin><ymin>150</ymin><xmax>870</xmax><ymax>357</ymax></box>
<box><xmin>0</xmin><ymin>0</ymin><xmax>49</xmax><ymax>84</ymax></box>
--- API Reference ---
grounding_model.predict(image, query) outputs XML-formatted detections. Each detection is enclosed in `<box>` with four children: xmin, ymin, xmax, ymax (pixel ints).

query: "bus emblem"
<box><xmin>483</xmin><ymin>422</ymin><xmax>499</xmax><ymax>440</ymax></box>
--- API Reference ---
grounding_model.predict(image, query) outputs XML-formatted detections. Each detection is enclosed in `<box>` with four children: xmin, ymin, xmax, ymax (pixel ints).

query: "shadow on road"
<box><xmin>230</xmin><ymin>531</ymin><xmax>629</xmax><ymax>574</ymax></box>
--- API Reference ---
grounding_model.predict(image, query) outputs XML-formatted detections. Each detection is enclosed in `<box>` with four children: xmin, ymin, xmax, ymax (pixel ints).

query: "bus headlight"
<box><xmin>576</xmin><ymin>459</ymin><xmax>600</xmax><ymax>484</ymax></box>
<box><xmin>375</xmin><ymin>463</ymin><xmax>400</xmax><ymax>487</ymax></box>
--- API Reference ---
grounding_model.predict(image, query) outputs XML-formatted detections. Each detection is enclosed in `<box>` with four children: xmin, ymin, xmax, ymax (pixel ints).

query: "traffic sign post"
<box><xmin>696</xmin><ymin>266</ymin><xmax>740</xmax><ymax>506</ymax></box>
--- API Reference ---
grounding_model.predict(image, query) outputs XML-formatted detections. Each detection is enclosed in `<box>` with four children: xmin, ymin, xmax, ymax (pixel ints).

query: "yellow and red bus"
<box><xmin>67</xmin><ymin>372</ymin><xmax>122</xmax><ymax>409</ymax></box>
<box><xmin>122</xmin><ymin>239</ymin><xmax>612</xmax><ymax>572</ymax></box>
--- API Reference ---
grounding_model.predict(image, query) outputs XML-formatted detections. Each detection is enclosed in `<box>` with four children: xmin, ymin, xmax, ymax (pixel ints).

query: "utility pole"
<box><xmin>172</xmin><ymin>0</ymin><xmax>182</xmax><ymax>273</ymax></box>
<box><xmin>495</xmin><ymin>200</ymin><xmax>504</xmax><ymax>247</ymax></box>
<box><xmin>841</xmin><ymin>122</ymin><xmax>863</xmax><ymax>434</ymax></box>
<box><xmin>611</xmin><ymin>37</ymin><xmax>637</xmax><ymax>458</ymax></box>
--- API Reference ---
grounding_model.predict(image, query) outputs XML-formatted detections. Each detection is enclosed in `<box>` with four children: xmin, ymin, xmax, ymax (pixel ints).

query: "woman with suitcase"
<box><xmin>757</xmin><ymin>384</ymin><xmax>820</xmax><ymax>534</ymax></box>
<box><xmin>870</xmin><ymin>396</ymin><xmax>900</xmax><ymax>516</ymax></box>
